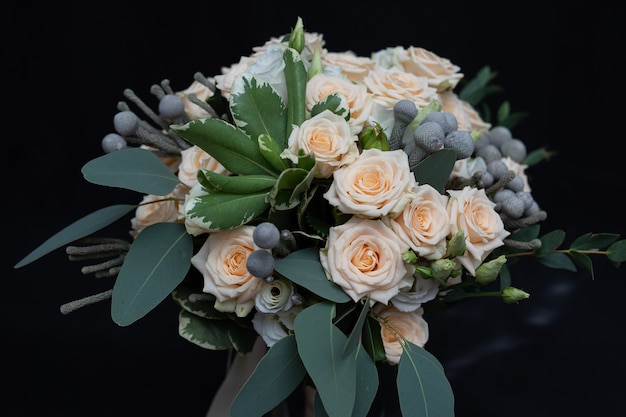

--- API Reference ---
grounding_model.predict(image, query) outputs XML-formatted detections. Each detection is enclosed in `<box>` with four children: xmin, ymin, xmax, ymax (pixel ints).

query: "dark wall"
<box><xmin>3</xmin><ymin>1</ymin><xmax>625</xmax><ymax>416</ymax></box>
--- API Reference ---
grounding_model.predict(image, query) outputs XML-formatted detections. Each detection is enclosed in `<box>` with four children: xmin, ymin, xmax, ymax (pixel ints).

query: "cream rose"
<box><xmin>321</xmin><ymin>51</ymin><xmax>377</xmax><ymax>82</ymax></box>
<box><xmin>383</xmin><ymin>183</ymin><xmax>450</xmax><ymax>260</ymax></box>
<box><xmin>363</xmin><ymin>67</ymin><xmax>438</xmax><ymax>110</ymax></box>
<box><xmin>319</xmin><ymin>216</ymin><xmax>414</xmax><ymax>305</ymax></box>
<box><xmin>398</xmin><ymin>47</ymin><xmax>464</xmax><ymax>92</ymax></box>
<box><xmin>177</xmin><ymin>145</ymin><xmax>230</xmax><ymax>189</ymax></box>
<box><xmin>374</xmin><ymin>305</ymin><xmax>429</xmax><ymax>365</ymax></box>
<box><xmin>447</xmin><ymin>186</ymin><xmax>510</xmax><ymax>275</ymax></box>
<box><xmin>323</xmin><ymin>148</ymin><xmax>415</xmax><ymax>218</ymax></box>
<box><xmin>438</xmin><ymin>90</ymin><xmax>472</xmax><ymax>131</ymax></box>
<box><xmin>175</xmin><ymin>80</ymin><xmax>215</xmax><ymax>120</ymax></box>
<box><xmin>306</xmin><ymin>73</ymin><xmax>374</xmax><ymax>135</ymax></box>
<box><xmin>282</xmin><ymin>109</ymin><xmax>359</xmax><ymax>178</ymax></box>
<box><xmin>129</xmin><ymin>183</ymin><xmax>186</xmax><ymax>238</ymax></box>
<box><xmin>190</xmin><ymin>226</ymin><xmax>263</xmax><ymax>317</ymax></box>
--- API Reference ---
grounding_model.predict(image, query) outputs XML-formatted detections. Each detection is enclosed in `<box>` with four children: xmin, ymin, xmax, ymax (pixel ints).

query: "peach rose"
<box><xmin>437</xmin><ymin>90</ymin><xmax>472</xmax><ymax>131</ymax></box>
<box><xmin>398</xmin><ymin>47</ymin><xmax>464</xmax><ymax>92</ymax></box>
<box><xmin>323</xmin><ymin>148</ymin><xmax>415</xmax><ymax>218</ymax></box>
<box><xmin>190</xmin><ymin>225</ymin><xmax>263</xmax><ymax>317</ymax></box>
<box><xmin>214</xmin><ymin>56</ymin><xmax>255</xmax><ymax>100</ymax></box>
<box><xmin>374</xmin><ymin>305</ymin><xmax>429</xmax><ymax>365</ymax></box>
<box><xmin>321</xmin><ymin>51</ymin><xmax>377</xmax><ymax>82</ymax></box>
<box><xmin>363</xmin><ymin>67</ymin><xmax>438</xmax><ymax>110</ymax></box>
<box><xmin>319</xmin><ymin>216</ymin><xmax>414</xmax><ymax>305</ymax></box>
<box><xmin>282</xmin><ymin>109</ymin><xmax>359</xmax><ymax>178</ymax></box>
<box><xmin>177</xmin><ymin>144</ymin><xmax>230</xmax><ymax>188</ymax></box>
<box><xmin>175</xmin><ymin>80</ymin><xmax>215</xmax><ymax>120</ymax></box>
<box><xmin>460</xmin><ymin>99</ymin><xmax>492</xmax><ymax>132</ymax></box>
<box><xmin>383</xmin><ymin>183</ymin><xmax>450</xmax><ymax>260</ymax></box>
<box><xmin>306</xmin><ymin>73</ymin><xmax>374</xmax><ymax>135</ymax></box>
<box><xmin>447</xmin><ymin>186</ymin><xmax>510</xmax><ymax>275</ymax></box>
<box><xmin>129</xmin><ymin>183</ymin><xmax>187</xmax><ymax>238</ymax></box>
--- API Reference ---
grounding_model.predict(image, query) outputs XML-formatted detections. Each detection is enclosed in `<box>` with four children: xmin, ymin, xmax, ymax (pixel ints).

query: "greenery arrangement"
<box><xmin>15</xmin><ymin>17</ymin><xmax>625</xmax><ymax>417</ymax></box>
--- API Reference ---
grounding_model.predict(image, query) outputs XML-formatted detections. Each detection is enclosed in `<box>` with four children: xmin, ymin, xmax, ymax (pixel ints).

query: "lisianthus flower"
<box><xmin>319</xmin><ymin>216</ymin><xmax>414</xmax><ymax>305</ymax></box>
<box><xmin>374</xmin><ymin>305</ymin><xmax>429</xmax><ymax>365</ymax></box>
<box><xmin>252</xmin><ymin>306</ymin><xmax>303</xmax><ymax>348</ymax></box>
<box><xmin>254</xmin><ymin>278</ymin><xmax>295</xmax><ymax>314</ymax></box>
<box><xmin>282</xmin><ymin>109</ymin><xmax>359</xmax><ymax>178</ymax></box>
<box><xmin>390</xmin><ymin>273</ymin><xmax>440</xmax><ymax>312</ymax></box>
<box><xmin>383</xmin><ymin>183</ymin><xmax>450</xmax><ymax>260</ymax></box>
<box><xmin>447</xmin><ymin>186</ymin><xmax>510</xmax><ymax>275</ymax></box>
<box><xmin>323</xmin><ymin>148</ymin><xmax>415</xmax><ymax>218</ymax></box>
<box><xmin>190</xmin><ymin>225</ymin><xmax>263</xmax><ymax>317</ymax></box>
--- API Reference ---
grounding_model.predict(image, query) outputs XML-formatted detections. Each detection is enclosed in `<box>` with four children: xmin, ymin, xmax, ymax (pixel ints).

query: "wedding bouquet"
<box><xmin>15</xmin><ymin>17</ymin><xmax>625</xmax><ymax>417</ymax></box>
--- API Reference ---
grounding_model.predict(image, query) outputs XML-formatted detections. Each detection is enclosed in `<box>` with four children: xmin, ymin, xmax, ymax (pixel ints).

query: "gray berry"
<box><xmin>506</xmin><ymin>175</ymin><xmax>525</xmax><ymax>192</ymax></box>
<box><xmin>493</xmin><ymin>189</ymin><xmax>516</xmax><ymax>204</ymax></box>
<box><xmin>159</xmin><ymin>94</ymin><xmax>185</xmax><ymax>119</ymax></box>
<box><xmin>489</xmin><ymin>126</ymin><xmax>512</xmax><ymax>148</ymax></box>
<box><xmin>422</xmin><ymin>111</ymin><xmax>456</xmax><ymax>134</ymax></box>
<box><xmin>414</xmin><ymin>121</ymin><xmax>445</xmax><ymax>152</ymax></box>
<box><xmin>101</xmin><ymin>133</ymin><xmax>128</xmax><ymax>153</ymax></box>
<box><xmin>253</xmin><ymin>222</ymin><xmax>281</xmax><ymax>249</ymax></box>
<box><xmin>113</xmin><ymin>111</ymin><xmax>139</xmax><ymax>136</ymax></box>
<box><xmin>475</xmin><ymin>144</ymin><xmax>502</xmax><ymax>163</ymax></box>
<box><xmin>444</xmin><ymin>130</ymin><xmax>474</xmax><ymax>159</ymax></box>
<box><xmin>501</xmin><ymin>195</ymin><xmax>525</xmax><ymax>218</ymax></box>
<box><xmin>500</xmin><ymin>138</ymin><xmax>527</xmax><ymax>163</ymax></box>
<box><xmin>487</xmin><ymin>159</ymin><xmax>509</xmax><ymax>180</ymax></box>
<box><xmin>246</xmin><ymin>250</ymin><xmax>275</xmax><ymax>278</ymax></box>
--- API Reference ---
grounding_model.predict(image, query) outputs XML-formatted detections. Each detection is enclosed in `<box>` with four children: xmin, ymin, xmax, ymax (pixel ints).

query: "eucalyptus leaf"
<box><xmin>197</xmin><ymin>170</ymin><xmax>276</xmax><ymax>194</ymax></box>
<box><xmin>411</xmin><ymin>149</ymin><xmax>457</xmax><ymax>193</ymax></box>
<box><xmin>295</xmin><ymin>302</ymin><xmax>357</xmax><ymax>417</ymax></box>
<box><xmin>569</xmin><ymin>250</ymin><xmax>594</xmax><ymax>278</ymax></box>
<box><xmin>458</xmin><ymin>65</ymin><xmax>492</xmax><ymax>106</ymax></box>
<box><xmin>185</xmin><ymin>190</ymin><xmax>270</xmax><ymax>231</ymax></box>
<box><xmin>14</xmin><ymin>204</ymin><xmax>136</xmax><ymax>268</ymax></box>
<box><xmin>171</xmin><ymin>118</ymin><xmax>277</xmax><ymax>176</ymax></box>
<box><xmin>608</xmin><ymin>240</ymin><xmax>626</xmax><ymax>263</ymax></box>
<box><xmin>570</xmin><ymin>232</ymin><xmax>619</xmax><ymax>251</ymax></box>
<box><xmin>284</xmin><ymin>47</ymin><xmax>307</xmax><ymax>135</ymax></box>
<box><xmin>397</xmin><ymin>341</ymin><xmax>455</xmax><ymax>417</ymax></box>
<box><xmin>535</xmin><ymin>252</ymin><xmax>577</xmax><ymax>271</ymax></box>
<box><xmin>535</xmin><ymin>229</ymin><xmax>566</xmax><ymax>257</ymax></box>
<box><xmin>363</xmin><ymin>316</ymin><xmax>386</xmax><ymax>363</ymax></box>
<box><xmin>231</xmin><ymin>335</ymin><xmax>306</xmax><ymax>417</ymax></box>
<box><xmin>230</xmin><ymin>74</ymin><xmax>288</xmax><ymax>149</ymax></box>
<box><xmin>111</xmin><ymin>222</ymin><xmax>193</xmax><ymax>326</ymax></box>
<box><xmin>178</xmin><ymin>309</ymin><xmax>233</xmax><ymax>350</ymax></box>
<box><xmin>82</xmin><ymin>148</ymin><xmax>179</xmax><ymax>195</ymax></box>
<box><xmin>353</xmin><ymin>348</ymin><xmax>379</xmax><ymax>417</ymax></box>
<box><xmin>274</xmin><ymin>248</ymin><xmax>351</xmax><ymax>303</ymax></box>
<box><xmin>343</xmin><ymin>301</ymin><xmax>370</xmax><ymax>358</ymax></box>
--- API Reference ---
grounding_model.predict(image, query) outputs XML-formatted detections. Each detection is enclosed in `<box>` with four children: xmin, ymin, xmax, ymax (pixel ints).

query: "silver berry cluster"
<box><xmin>246</xmin><ymin>222</ymin><xmax>282</xmax><ymax>282</ymax></box>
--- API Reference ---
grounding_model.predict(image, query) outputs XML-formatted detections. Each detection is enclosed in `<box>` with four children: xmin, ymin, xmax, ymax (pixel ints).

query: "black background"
<box><xmin>3</xmin><ymin>1</ymin><xmax>626</xmax><ymax>416</ymax></box>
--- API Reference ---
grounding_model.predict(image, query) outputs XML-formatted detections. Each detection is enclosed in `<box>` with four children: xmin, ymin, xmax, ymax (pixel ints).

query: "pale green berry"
<box><xmin>253</xmin><ymin>222</ymin><xmax>281</xmax><ymax>249</ymax></box>
<box><xmin>246</xmin><ymin>250</ymin><xmax>275</xmax><ymax>278</ymax></box>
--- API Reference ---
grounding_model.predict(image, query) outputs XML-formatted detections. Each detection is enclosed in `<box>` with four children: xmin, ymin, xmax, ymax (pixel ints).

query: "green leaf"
<box><xmin>197</xmin><ymin>170</ymin><xmax>276</xmax><ymax>194</ymax></box>
<box><xmin>269</xmin><ymin>167</ymin><xmax>316</xmax><ymax>210</ymax></box>
<box><xmin>178</xmin><ymin>309</ymin><xmax>233</xmax><ymax>350</ymax></box>
<box><xmin>14</xmin><ymin>204</ymin><xmax>136</xmax><ymax>268</ymax></box>
<box><xmin>608</xmin><ymin>239</ymin><xmax>626</xmax><ymax>263</ymax></box>
<box><xmin>171</xmin><ymin>118</ymin><xmax>277</xmax><ymax>176</ymax></box>
<box><xmin>111</xmin><ymin>222</ymin><xmax>193</xmax><ymax>326</ymax></box>
<box><xmin>258</xmin><ymin>133</ymin><xmax>290</xmax><ymax>172</ymax></box>
<box><xmin>397</xmin><ymin>342</ymin><xmax>455</xmax><ymax>417</ymax></box>
<box><xmin>295</xmin><ymin>302</ymin><xmax>357</xmax><ymax>417</ymax></box>
<box><xmin>411</xmin><ymin>149</ymin><xmax>457</xmax><ymax>193</ymax></box>
<box><xmin>570</xmin><ymin>233</ymin><xmax>619</xmax><ymax>251</ymax></box>
<box><xmin>230</xmin><ymin>74</ymin><xmax>288</xmax><ymax>149</ymax></box>
<box><xmin>343</xmin><ymin>301</ymin><xmax>370</xmax><ymax>358</ymax></box>
<box><xmin>353</xmin><ymin>348</ymin><xmax>379</xmax><ymax>417</ymax></box>
<box><xmin>535</xmin><ymin>229</ymin><xmax>566</xmax><ymax>257</ymax></box>
<box><xmin>171</xmin><ymin>279</ymin><xmax>226</xmax><ymax>319</ymax></box>
<box><xmin>284</xmin><ymin>48</ymin><xmax>307</xmax><ymax>135</ymax></box>
<box><xmin>185</xmin><ymin>190</ymin><xmax>270</xmax><ymax>231</ymax></box>
<box><xmin>362</xmin><ymin>316</ymin><xmax>386</xmax><ymax>362</ymax></box>
<box><xmin>310</xmin><ymin>92</ymin><xmax>350</xmax><ymax>121</ymax></box>
<box><xmin>274</xmin><ymin>248</ymin><xmax>351</xmax><ymax>303</ymax></box>
<box><xmin>82</xmin><ymin>148</ymin><xmax>179</xmax><ymax>195</ymax></box>
<box><xmin>569</xmin><ymin>250</ymin><xmax>594</xmax><ymax>278</ymax></box>
<box><xmin>535</xmin><ymin>252</ymin><xmax>577</xmax><ymax>271</ymax></box>
<box><xmin>231</xmin><ymin>335</ymin><xmax>306</xmax><ymax>417</ymax></box>
<box><xmin>458</xmin><ymin>65</ymin><xmax>491</xmax><ymax>106</ymax></box>
<box><xmin>523</xmin><ymin>147</ymin><xmax>554</xmax><ymax>167</ymax></box>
